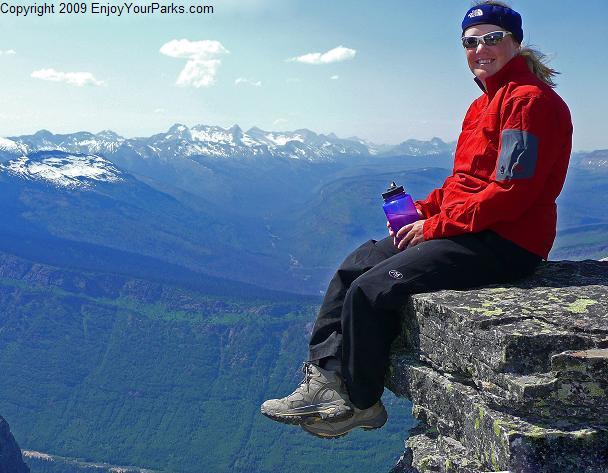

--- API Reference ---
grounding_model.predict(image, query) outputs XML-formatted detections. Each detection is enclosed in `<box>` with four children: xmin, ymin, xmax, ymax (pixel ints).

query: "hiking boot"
<box><xmin>260</xmin><ymin>362</ymin><xmax>354</xmax><ymax>425</ymax></box>
<box><xmin>300</xmin><ymin>400</ymin><xmax>387</xmax><ymax>438</ymax></box>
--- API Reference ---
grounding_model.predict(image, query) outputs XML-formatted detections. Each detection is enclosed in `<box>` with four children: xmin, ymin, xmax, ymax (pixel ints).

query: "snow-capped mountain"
<box><xmin>0</xmin><ymin>137</ymin><xmax>27</xmax><ymax>162</ymax></box>
<box><xmin>7</xmin><ymin>124</ymin><xmax>455</xmax><ymax>163</ymax></box>
<box><xmin>12</xmin><ymin>129</ymin><xmax>126</xmax><ymax>157</ymax></box>
<box><xmin>572</xmin><ymin>149</ymin><xmax>608</xmax><ymax>169</ymax></box>
<box><xmin>0</xmin><ymin>151</ymin><xmax>123</xmax><ymax>189</ymax></box>
<box><xmin>390</xmin><ymin>137</ymin><xmax>454</xmax><ymax>157</ymax></box>
<box><xmin>0</xmin><ymin>137</ymin><xmax>24</xmax><ymax>153</ymax></box>
<box><xmin>136</xmin><ymin>123</ymin><xmax>373</xmax><ymax>161</ymax></box>
<box><xmin>0</xmin><ymin>125</ymin><xmax>458</xmax><ymax>195</ymax></box>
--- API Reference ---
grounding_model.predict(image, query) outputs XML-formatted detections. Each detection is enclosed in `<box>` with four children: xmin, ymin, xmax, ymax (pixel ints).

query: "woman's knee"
<box><xmin>336</xmin><ymin>238</ymin><xmax>391</xmax><ymax>271</ymax></box>
<box><xmin>337</xmin><ymin>240</ymin><xmax>376</xmax><ymax>269</ymax></box>
<box><xmin>346</xmin><ymin>271</ymin><xmax>392</xmax><ymax>309</ymax></box>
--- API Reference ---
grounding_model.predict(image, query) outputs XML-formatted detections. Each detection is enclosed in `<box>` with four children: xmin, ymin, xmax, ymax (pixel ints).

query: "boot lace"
<box><xmin>299</xmin><ymin>362</ymin><xmax>316</xmax><ymax>394</ymax></box>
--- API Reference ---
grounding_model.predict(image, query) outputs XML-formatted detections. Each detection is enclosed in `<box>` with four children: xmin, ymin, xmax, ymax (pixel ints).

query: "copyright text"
<box><xmin>0</xmin><ymin>1</ymin><xmax>214</xmax><ymax>17</ymax></box>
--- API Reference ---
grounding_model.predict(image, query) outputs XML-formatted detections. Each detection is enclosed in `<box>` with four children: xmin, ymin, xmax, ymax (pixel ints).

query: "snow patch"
<box><xmin>191</xmin><ymin>127</ymin><xmax>234</xmax><ymax>145</ymax></box>
<box><xmin>263</xmin><ymin>133</ymin><xmax>304</xmax><ymax>146</ymax></box>
<box><xmin>22</xmin><ymin>451</ymin><xmax>54</xmax><ymax>461</ymax></box>
<box><xmin>0</xmin><ymin>137</ymin><xmax>25</xmax><ymax>154</ymax></box>
<box><xmin>0</xmin><ymin>154</ymin><xmax>123</xmax><ymax>189</ymax></box>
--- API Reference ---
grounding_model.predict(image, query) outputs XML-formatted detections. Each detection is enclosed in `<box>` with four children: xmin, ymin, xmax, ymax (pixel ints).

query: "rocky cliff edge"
<box><xmin>0</xmin><ymin>416</ymin><xmax>29</xmax><ymax>473</ymax></box>
<box><xmin>387</xmin><ymin>260</ymin><xmax>608</xmax><ymax>473</ymax></box>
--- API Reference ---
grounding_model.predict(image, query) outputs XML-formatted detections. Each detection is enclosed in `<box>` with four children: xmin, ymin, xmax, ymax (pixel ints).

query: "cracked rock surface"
<box><xmin>387</xmin><ymin>260</ymin><xmax>608</xmax><ymax>472</ymax></box>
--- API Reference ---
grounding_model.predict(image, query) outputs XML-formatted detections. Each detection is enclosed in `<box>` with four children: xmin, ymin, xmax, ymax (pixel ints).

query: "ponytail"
<box><xmin>518</xmin><ymin>47</ymin><xmax>559</xmax><ymax>88</ymax></box>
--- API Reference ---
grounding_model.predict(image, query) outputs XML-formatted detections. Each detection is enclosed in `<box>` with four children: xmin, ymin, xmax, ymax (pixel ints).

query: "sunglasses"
<box><xmin>461</xmin><ymin>31</ymin><xmax>512</xmax><ymax>49</ymax></box>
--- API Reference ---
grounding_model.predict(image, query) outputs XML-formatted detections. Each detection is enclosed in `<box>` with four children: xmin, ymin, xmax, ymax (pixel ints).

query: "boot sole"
<box><xmin>300</xmin><ymin>409</ymin><xmax>388</xmax><ymax>438</ymax></box>
<box><xmin>260</xmin><ymin>402</ymin><xmax>353</xmax><ymax>425</ymax></box>
<box><xmin>300</xmin><ymin>423</ymin><xmax>385</xmax><ymax>439</ymax></box>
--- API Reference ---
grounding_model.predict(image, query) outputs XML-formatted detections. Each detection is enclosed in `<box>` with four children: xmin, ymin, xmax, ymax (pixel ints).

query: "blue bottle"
<box><xmin>382</xmin><ymin>181</ymin><xmax>419</xmax><ymax>236</ymax></box>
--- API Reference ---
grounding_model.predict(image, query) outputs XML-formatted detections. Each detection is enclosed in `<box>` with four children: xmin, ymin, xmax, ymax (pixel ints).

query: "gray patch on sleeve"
<box><xmin>496</xmin><ymin>129</ymin><xmax>539</xmax><ymax>181</ymax></box>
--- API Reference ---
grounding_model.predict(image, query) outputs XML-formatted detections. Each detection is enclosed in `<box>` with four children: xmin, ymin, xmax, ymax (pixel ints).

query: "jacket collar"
<box><xmin>474</xmin><ymin>54</ymin><xmax>530</xmax><ymax>98</ymax></box>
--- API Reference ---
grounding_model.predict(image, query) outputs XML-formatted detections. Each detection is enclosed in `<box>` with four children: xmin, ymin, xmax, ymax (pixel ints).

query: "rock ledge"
<box><xmin>387</xmin><ymin>260</ymin><xmax>608</xmax><ymax>473</ymax></box>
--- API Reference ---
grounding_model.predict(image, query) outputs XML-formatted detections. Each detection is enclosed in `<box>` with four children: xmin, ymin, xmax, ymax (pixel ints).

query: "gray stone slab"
<box><xmin>477</xmin><ymin>372</ymin><xmax>608</xmax><ymax>423</ymax></box>
<box><xmin>388</xmin><ymin>261</ymin><xmax>608</xmax><ymax>472</ymax></box>
<box><xmin>387</xmin><ymin>357</ymin><xmax>608</xmax><ymax>472</ymax></box>
<box><xmin>552</xmin><ymin>348</ymin><xmax>608</xmax><ymax>375</ymax></box>
<box><xmin>400</xmin><ymin>261</ymin><xmax>608</xmax><ymax>385</ymax></box>
<box><xmin>404</xmin><ymin>429</ymin><xmax>486</xmax><ymax>473</ymax></box>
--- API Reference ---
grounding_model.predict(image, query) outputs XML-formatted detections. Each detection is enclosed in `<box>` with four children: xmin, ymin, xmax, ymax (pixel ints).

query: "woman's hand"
<box><xmin>395</xmin><ymin>219</ymin><xmax>426</xmax><ymax>250</ymax></box>
<box><xmin>387</xmin><ymin>219</ymin><xmax>426</xmax><ymax>249</ymax></box>
<box><xmin>387</xmin><ymin>221</ymin><xmax>401</xmax><ymax>248</ymax></box>
<box><xmin>386</xmin><ymin>220</ymin><xmax>395</xmax><ymax>239</ymax></box>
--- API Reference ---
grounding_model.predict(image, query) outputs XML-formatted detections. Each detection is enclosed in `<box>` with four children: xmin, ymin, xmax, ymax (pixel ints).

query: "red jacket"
<box><xmin>415</xmin><ymin>55</ymin><xmax>572</xmax><ymax>259</ymax></box>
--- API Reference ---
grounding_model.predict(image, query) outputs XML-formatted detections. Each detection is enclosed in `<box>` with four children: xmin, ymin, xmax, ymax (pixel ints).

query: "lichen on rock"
<box><xmin>387</xmin><ymin>260</ymin><xmax>608</xmax><ymax>472</ymax></box>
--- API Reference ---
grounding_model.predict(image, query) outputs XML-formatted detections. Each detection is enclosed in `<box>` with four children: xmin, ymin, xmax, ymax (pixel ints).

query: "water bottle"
<box><xmin>382</xmin><ymin>181</ymin><xmax>419</xmax><ymax>236</ymax></box>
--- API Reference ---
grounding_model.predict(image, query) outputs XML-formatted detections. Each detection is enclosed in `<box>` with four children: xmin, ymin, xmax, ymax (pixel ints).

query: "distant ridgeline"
<box><xmin>387</xmin><ymin>260</ymin><xmax>608</xmax><ymax>472</ymax></box>
<box><xmin>1</xmin><ymin>128</ymin><xmax>607</xmax><ymax>296</ymax></box>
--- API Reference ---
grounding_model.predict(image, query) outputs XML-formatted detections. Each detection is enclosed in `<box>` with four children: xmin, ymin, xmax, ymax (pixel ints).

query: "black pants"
<box><xmin>308</xmin><ymin>231</ymin><xmax>541</xmax><ymax>410</ymax></box>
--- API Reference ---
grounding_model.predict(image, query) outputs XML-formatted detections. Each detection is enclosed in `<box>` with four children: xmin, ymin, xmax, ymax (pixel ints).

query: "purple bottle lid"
<box><xmin>382</xmin><ymin>181</ymin><xmax>405</xmax><ymax>200</ymax></box>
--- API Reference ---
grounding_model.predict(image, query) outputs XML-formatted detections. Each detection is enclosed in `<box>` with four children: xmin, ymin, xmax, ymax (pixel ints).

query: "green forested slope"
<box><xmin>0</xmin><ymin>254</ymin><xmax>415</xmax><ymax>473</ymax></box>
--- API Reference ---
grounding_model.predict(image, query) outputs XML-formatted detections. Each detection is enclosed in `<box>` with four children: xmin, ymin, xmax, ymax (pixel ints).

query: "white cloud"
<box><xmin>273</xmin><ymin>118</ymin><xmax>288</xmax><ymax>126</ymax></box>
<box><xmin>160</xmin><ymin>39</ymin><xmax>229</xmax><ymax>88</ymax></box>
<box><xmin>330</xmin><ymin>75</ymin><xmax>339</xmax><ymax>80</ymax></box>
<box><xmin>235</xmin><ymin>77</ymin><xmax>262</xmax><ymax>87</ymax></box>
<box><xmin>30</xmin><ymin>68</ymin><xmax>104</xmax><ymax>87</ymax></box>
<box><xmin>287</xmin><ymin>45</ymin><xmax>356</xmax><ymax>65</ymax></box>
<box><xmin>177</xmin><ymin>59</ymin><xmax>221</xmax><ymax>88</ymax></box>
<box><xmin>286</xmin><ymin>77</ymin><xmax>301</xmax><ymax>83</ymax></box>
<box><xmin>0</xmin><ymin>49</ymin><xmax>16</xmax><ymax>55</ymax></box>
<box><xmin>154</xmin><ymin>108</ymin><xmax>167</xmax><ymax>114</ymax></box>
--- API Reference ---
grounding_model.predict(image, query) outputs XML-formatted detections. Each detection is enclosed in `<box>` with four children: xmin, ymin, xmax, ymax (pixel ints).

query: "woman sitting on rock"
<box><xmin>261</xmin><ymin>0</ymin><xmax>572</xmax><ymax>438</ymax></box>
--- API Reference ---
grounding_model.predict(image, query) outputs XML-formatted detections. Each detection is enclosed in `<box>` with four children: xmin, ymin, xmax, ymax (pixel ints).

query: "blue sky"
<box><xmin>1</xmin><ymin>0</ymin><xmax>606</xmax><ymax>150</ymax></box>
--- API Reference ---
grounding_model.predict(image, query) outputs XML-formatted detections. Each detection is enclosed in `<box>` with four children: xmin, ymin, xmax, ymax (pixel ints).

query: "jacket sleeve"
<box><xmin>415</xmin><ymin>97</ymin><xmax>481</xmax><ymax>220</ymax></box>
<box><xmin>414</xmin><ymin>187</ymin><xmax>445</xmax><ymax>218</ymax></box>
<box><xmin>423</xmin><ymin>95</ymin><xmax>566</xmax><ymax>240</ymax></box>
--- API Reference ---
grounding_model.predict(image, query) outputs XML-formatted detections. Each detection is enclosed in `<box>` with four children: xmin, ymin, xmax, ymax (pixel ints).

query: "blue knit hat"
<box><xmin>462</xmin><ymin>4</ymin><xmax>523</xmax><ymax>43</ymax></box>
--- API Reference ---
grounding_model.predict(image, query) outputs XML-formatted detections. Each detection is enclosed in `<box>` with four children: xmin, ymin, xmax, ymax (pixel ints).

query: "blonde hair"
<box><xmin>472</xmin><ymin>0</ymin><xmax>560</xmax><ymax>87</ymax></box>
<box><xmin>518</xmin><ymin>47</ymin><xmax>559</xmax><ymax>88</ymax></box>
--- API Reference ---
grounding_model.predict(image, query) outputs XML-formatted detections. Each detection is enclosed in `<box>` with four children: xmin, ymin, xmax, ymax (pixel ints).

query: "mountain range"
<box><xmin>1</xmin><ymin>125</ymin><xmax>607</xmax><ymax>294</ymax></box>
<box><xmin>2</xmin><ymin>124</ymin><xmax>454</xmax><ymax>166</ymax></box>
<box><xmin>0</xmin><ymin>125</ymin><xmax>460</xmax><ymax>294</ymax></box>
